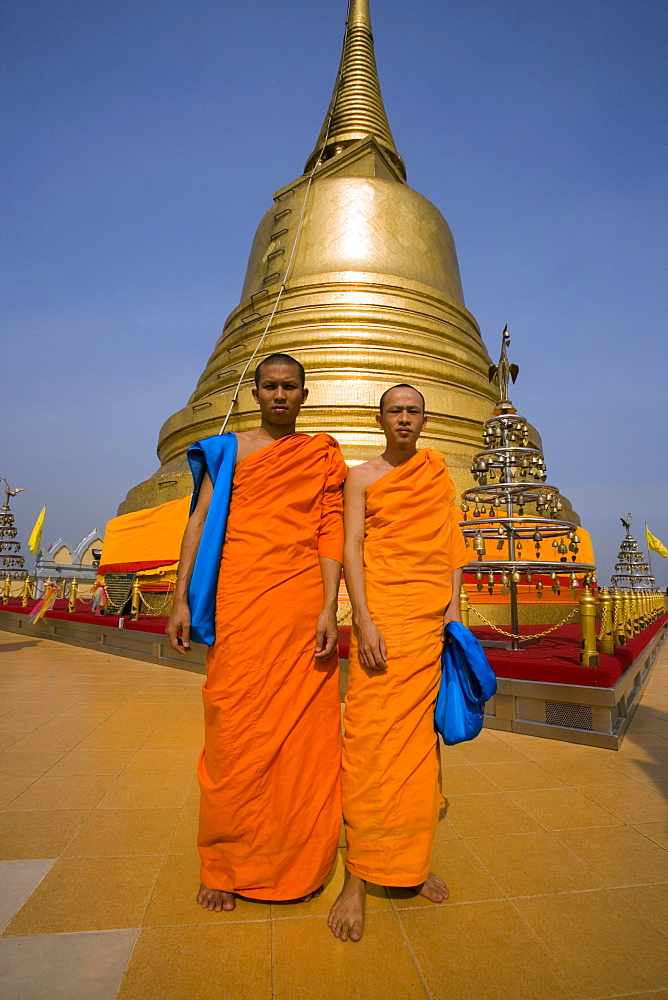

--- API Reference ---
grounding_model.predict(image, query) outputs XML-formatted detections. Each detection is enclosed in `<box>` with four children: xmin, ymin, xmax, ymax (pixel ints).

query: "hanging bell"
<box><xmin>525</xmin><ymin>570</ymin><xmax>533</xmax><ymax>583</ymax></box>
<box><xmin>558</xmin><ymin>541</ymin><xmax>568</xmax><ymax>556</ymax></box>
<box><xmin>500</xmin><ymin>572</ymin><xmax>509</xmax><ymax>587</ymax></box>
<box><xmin>497</xmin><ymin>525</ymin><xmax>505</xmax><ymax>537</ymax></box>
<box><xmin>487</xmin><ymin>571</ymin><xmax>495</xmax><ymax>587</ymax></box>
<box><xmin>473</xmin><ymin>532</ymin><xmax>486</xmax><ymax>558</ymax></box>
<box><xmin>475</xmin><ymin>570</ymin><xmax>483</xmax><ymax>582</ymax></box>
<box><xmin>532</xmin><ymin>529</ymin><xmax>543</xmax><ymax>543</ymax></box>
<box><xmin>511</xmin><ymin>569</ymin><xmax>521</xmax><ymax>583</ymax></box>
<box><xmin>570</xmin><ymin>573</ymin><xmax>578</xmax><ymax>588</ymax></box>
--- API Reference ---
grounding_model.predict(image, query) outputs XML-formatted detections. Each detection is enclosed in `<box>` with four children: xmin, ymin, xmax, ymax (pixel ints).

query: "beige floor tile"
<box><xmin>466</xmin><ymin>830</ymin><xmax>603</xmax><ymax>896</ymax></box>
<box><xmin>456</xmin><ymin>741</ymin><xmax>526</xmax><ymax>764</ymax></box>
<box><xmin>633</xmin><ymin>821</ymin><xmax>668</xmax><ymax>850</ymax></box>
<box><xmin>537</xmin><ymin>756</ymin><xmax>634</xmax><ymax>785</ymax></box>
<box><xmin>45</xmin><ymin>750</ymin><xmax>134</xmax><ymax>776</ymax></box>
<box><xmin>515</xmin><ymin>889</ymin><xmax>668</xmax><ymax>997</ymax></box>
<box><xmin>618</xmin><ymin>883</ymin><xmax>668</xmax><ymax>934</ymax></box>
<box><xmin>576</xmin><ymin>780</ymin><xmax>668</xmax><ymax>824</ymax></box>
<box><xmin>0</xmin><ymin>775</ymin><xmax>35</xmax><ymax>807</ymax></box>
<box><xmin>554</xmin><ymin>825</ymin><xmax>668</xmax><ymax>886</ymax></box>
<box><xmin>144</xmin><ymin>852</ymin><xmax>272</xmax><ymax>926</ymax></box>
<box><xmin>438</xmin><ymin>744</ymin><xmax>468</xmax><ymax>765</ymax></box>
<box><xmin>167</xmin><ymin>808</ymin><xmax>199</xmax><ymax>855</ymax></box>
<box><xmin>476</xmin><ymin>760</ymin><xmax>567</xmax><ymax>791</ymax></box>
<box><xmin>271</xmin><ymin>849</ymin><xmax>391</xmax><ymax>919</ymax></box>
<box><xmin>274</xmin><ymin>910</ymin><xmax>427</xmax><ymax>1000</ymax></box>
<box><xmin>184</xmin><ymin>776</ymin><xmax>201</xmax><ymax>808</ymax></box>
<box><xmin>508</xmin><ymin>787</ymin><xmax>622</xmax><ymax>830</ymax></box>
<box><xmin>445</xmin><ymin>792</ymin><xmax>542</xmax><ymax>838</ymax></box>
<box><xmin>0</xmin><ymin>859</ymin><xmax>55</xmax><ymax>932</ymax></box>
<box><xmin>604</xmin><ymin>754</ymin><xmax>668</xmax><ymax>785</ymax></box>
<box><xmin>400</xmin><ymin>900</ymin><xmax>579</xmax><ymax>1000</ymax></box>
<box><xmin>0</xmin><ymin>928</ymin><xmax>138</xmax><ymax>1000</ymax></box>
<box><xmin>389</xmin><ymin>837</ymin><xmax>505</xmax><ymax>908</ymax></box>
<box><xmin>74</xmin><ymin>730</ymin><xmax>151</xmax><ymax>751</ymax></box>
<box><xmin>3</xmin><ymin>855</ymin><xmax>163</xmax><ymax>934</ymax></box>
<box><xmin>607</xmin><ymin>992</ymin><xmax>668</xmax><ymax>1000</ymax></box>
<box><xmin>123</xmin><ymin>750</ymin><xmax>199</xmax><ymax>776</ymax></box>
<box><xmin>4</xmin><ymin>773</ymin><xmax>113</xmax><ymax>811</ymax></box>
<box><xmin>140</xmin><ymin>729</ymin><xmax>203</xmax><ymax>751</ymax></box>
<box><xmin>0</xmin><ymin>749</ymin><xmax>67</xmax><ymax>777</ymax></box>
<box><xmin>0</xmin><ymin>734</ymin><xmax>22</xmax><ymax>751</ymax></box>
<box><xmin>97</xmin><ymin>771</ymin><xmax>192</xmax><ymax>809</ymax></box>
<box><xmin>440</xmin><ymin>764</ymin><xmax>499</xmax><ymax>794</ymax></box>
<box><xmin>0</xmin><ymin>809</ymin><xmax>89</xmax><ymax>860</ymax></box>
<box><xmin>63</xmin><ymin>807</ymin><xmax>181</xmax><ymax>857</ymax></box>
<box><xmin>116</xmin><ymin>924</ymin><xmax>272</xmax><ymax>1000</ymax></box>
<box><xmin>6</xmin><ymin>731</ymin><xmax>88</xmax><ymax>753</ymax></box>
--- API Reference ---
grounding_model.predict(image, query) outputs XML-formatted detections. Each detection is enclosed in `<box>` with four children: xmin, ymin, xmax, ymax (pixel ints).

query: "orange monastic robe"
<box><xmin>342</xmin><ymin>450</ymin><xmax>468</xmax><ymax>886</ymax></box>
<box><xmin>198</xmin><ymin>433</ymin><xmax>346</xmax><ymax>900</ymax></box>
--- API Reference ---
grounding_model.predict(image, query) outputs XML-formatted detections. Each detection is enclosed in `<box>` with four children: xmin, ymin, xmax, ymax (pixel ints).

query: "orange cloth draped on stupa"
<box><xmin>98</xmin><ymin>496</ymin><xmax>190</xmax><ymax>574</ymax></box>
<box><xmin>198</xmin><ymin>433</ymin><xmax>347</xmax><ymax>900</ymax></box>
<box><xmin>342</xmin><ymin>450</ymin><xmax>468</xmax><ymax>886</ymax></box>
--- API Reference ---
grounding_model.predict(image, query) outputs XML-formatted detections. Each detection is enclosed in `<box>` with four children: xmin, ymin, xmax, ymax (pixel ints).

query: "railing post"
<box><xmin>21</xmin><ymin>576</ymin><xmax>32</xmax><ymax>608</ymax></box>
<box><xmin>68</xmin><ymin>578</ymin><xmax>79</xmax><ymax>613</ymax></box>
<box><xmin>459</xmin><ymin>584</ymin><xmax>470</xmax><ymax>627</ymax></box>
<box><xmin>598</xmin><ymin>587</ymin><xmax>614</xmax><ymax>655</ymax></box>
<box><xmin>130</xmin><ymin>578</ymin><xmax>141</xmax><ymax>621</ymax></box>
<box><xmin>579</xmin><ymin>584</ymin><xmax>599</xmax><ymax>667</ymax></box>
<box><xmin>611</xmin><ymin>587</ymin><xmax>625</xmax><ymax>647</ymax></box>
<box><xmin>1</xmin><ymin>576</ymin><xmax>10</xmax><ymax>605</ymax></box>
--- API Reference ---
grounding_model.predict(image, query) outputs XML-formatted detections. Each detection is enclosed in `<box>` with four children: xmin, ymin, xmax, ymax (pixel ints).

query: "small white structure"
<box><xmin>35</xmin><ymin>529</ymin><xmax>103</xmax><ymax>587</ymax></box>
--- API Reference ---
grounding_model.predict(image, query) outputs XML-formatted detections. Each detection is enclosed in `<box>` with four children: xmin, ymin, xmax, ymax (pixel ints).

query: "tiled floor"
<box><xmin>0</xmin><ymin>632</ymin><xmax>667</xmax><ymax>1000</ymax></box>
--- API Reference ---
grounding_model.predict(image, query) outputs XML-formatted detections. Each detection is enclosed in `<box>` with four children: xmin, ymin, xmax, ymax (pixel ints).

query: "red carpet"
<box><xmin>3</xmin><ymin>600</ymin><xmax>666</xmax><ymax>689</ymax></box>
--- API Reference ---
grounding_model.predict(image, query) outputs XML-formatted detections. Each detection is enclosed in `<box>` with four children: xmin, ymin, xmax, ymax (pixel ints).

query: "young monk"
<box><xmin>328</xmin><ymin>384</ymin><xmax>468</xmax><ymax>942</ymax></box>
<box><xmin>166</xmin><ymin>354</ymin><xmax>346</xmax><ymax>911</ymax></box>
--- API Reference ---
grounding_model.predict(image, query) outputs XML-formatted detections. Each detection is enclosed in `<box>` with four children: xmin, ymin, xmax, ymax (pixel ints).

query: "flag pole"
<box><xmin>646</xmin><ymin>522</ymin><xmax>654</xmax><ymax>580</ymax></box>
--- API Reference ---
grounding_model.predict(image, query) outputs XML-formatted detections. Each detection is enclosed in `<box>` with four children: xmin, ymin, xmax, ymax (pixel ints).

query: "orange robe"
<box><xmin>342</xmin><ymin>449</ymin><xmax>468</xmax><ymax>886</ymax></box>
<box><xmin>198</xmin><ymin>433</ymin><xmax>346</xmax><ymax>900</ymax></box>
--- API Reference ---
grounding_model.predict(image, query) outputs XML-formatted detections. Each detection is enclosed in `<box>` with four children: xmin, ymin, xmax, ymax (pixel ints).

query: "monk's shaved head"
<box><xmin>254</xmin><ymin>353</ymin><xmax>305</xmax><ymax>388</ymax></box>
<box><xmin>379</xmin><ymin>384</ymin><xmax>425</xmax><ymax>414</ymax></box>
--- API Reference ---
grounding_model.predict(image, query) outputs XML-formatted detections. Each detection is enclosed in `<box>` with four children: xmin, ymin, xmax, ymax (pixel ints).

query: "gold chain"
<box><xmin>468</xmin><ymin>604</ymin><xmax>579</xmax><ymax>639</ymax></box>
<box><xmin>140</xmin><ymin>588</ymin><xmax>174</xmax><ymax>616</ymax></box>
<box><xmin>597</xmin><ymin>603</ymin><xmax>608</xmax><ymax>640</ymax></box>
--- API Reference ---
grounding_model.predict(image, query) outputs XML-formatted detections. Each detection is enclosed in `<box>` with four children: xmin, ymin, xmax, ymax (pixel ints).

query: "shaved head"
<box><xmin>254</xmin><ymin>353</ymin><xmax>305</xmax><ymax>388</ymax></box>
<box><xmin>379</xmin><ymin>384</ymin><xmax>425</xmax><ymax>414</ymax></box>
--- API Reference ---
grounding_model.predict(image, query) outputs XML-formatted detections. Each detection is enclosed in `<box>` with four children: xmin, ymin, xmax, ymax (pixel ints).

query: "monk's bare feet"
<box><xmin>415</xmin><ymin>872</ymin><xmax>449</xmax><ymax>902</ymax></box>
<box><xmin>197</xmin><ymin>883</ymin><xmax>236</xmax><ymax>911</ymax></box>
<box><xmin>296</xmin><ymin>885</ymin><xmax>324</xmax><ymax>903</ymax></box>
<box><xmin>328</xmin><ymin>871</ymin><xmax>366</xmax><ymax>942</ymax></box>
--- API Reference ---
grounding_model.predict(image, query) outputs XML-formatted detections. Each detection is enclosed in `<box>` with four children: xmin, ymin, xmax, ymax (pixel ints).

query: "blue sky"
<box><xmin>2</xmin><ymin>0</ymin><xmax>667</xmax><ymax>586</ymax></box>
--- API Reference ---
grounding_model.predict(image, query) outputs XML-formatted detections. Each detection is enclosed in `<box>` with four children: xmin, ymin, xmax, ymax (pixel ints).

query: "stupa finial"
<box><xmin>488</xmin><ymin>326</ymin><xmax>520</xmax><ymax>412</ymax></box>
<box><xmin>304</xmin><ymin>0</ymin><xmax>405</xmax><ymax>178</ymax></box>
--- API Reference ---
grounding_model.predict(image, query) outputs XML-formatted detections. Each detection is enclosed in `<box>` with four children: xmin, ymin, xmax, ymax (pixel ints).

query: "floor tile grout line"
<box><xmin>270</xmin><ymin>911</ymin><xmax>276</xmax><ymax>1000</ymax></box>
<box><xmin>111</xmin><ymin>926</ymin><xmax>141</xmax><ymax>1000</ymax></box>
<box><xmin>391</xmin><ymin>902</ymin><xmax>433</xmax><ymax>1000</ymax></box>
<box><xmin>504</xmin><ymin>894</ymin><xmax>587</xmax><ymax>999</ymax></box>
<box><xmin>614</xmin><ymin>885</ymin><xmax>668</xmax><ymax>940</ymax></box>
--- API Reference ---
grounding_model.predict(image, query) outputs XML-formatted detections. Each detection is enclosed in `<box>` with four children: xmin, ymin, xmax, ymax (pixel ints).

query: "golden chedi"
<box><xmin>119</xmin><ymin>0</ymin><xmax>574</xmax><ymax>523</ymax></box>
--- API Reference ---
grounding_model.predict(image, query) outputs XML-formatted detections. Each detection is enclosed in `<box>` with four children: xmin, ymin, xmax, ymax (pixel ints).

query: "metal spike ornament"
<box><xmin>459</xmin><ymin>328</ymin><xmax>597</xmax><ymax>650</ymax></box>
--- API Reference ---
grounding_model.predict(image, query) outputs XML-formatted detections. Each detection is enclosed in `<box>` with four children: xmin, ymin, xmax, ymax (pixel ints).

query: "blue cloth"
<box><xmin>186</xmin><ymin>433</ymin><xmax>238</xmax><ymax>646</ymax></box>
<box><xmin>434</xmin><ymin>621</ymin><xmax>498</xmax><ymax>745</ymax></box>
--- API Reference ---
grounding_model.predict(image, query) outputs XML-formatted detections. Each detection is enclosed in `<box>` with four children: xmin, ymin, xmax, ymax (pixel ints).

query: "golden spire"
<box><xmin>304</xmin><ymin>0</ymin><xmax>406</xmax><ymax>179</ymax></box>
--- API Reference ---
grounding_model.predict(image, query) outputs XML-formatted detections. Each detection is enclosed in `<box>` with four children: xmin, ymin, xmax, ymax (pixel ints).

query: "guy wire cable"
<box><xmin>218</xmin><ymin>10</ymin><xmax>349</xmax><ymax>434</ymax></box>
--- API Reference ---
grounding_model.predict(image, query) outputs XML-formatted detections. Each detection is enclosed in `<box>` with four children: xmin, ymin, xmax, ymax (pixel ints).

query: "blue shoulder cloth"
<box><xmin>186</xmin><ymin>433</ymin><xmax>238</xmax><ymax>646</ymax></box>
<box><xmin>434</xmin><ymin>621</ymin><xmax>497</xmax><ymax>746</ymax></box>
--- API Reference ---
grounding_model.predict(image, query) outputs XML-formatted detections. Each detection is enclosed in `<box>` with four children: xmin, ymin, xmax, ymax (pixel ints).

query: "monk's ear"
<box><xmin>375</xmin><ymin>412</ymin><xmax>384</xmax><ymax>430</ymax></box>
<box><xmin>421</xmin><ymin>414</ymin><xmax>428</xmax><ymax>428</ymax></box>
<box><xmin>251</xmin><ymin>387</ymin><xmax>259</xmax><ymax>404</ymax></box>
<box><xmin>301</xmin><ymin>387</ymin><xmax>309</xmax><ymax>403</ymax></box>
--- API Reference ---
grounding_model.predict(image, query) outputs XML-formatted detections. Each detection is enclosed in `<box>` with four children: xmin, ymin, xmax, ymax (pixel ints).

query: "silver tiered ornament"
<box><xmin>460</xmin><ymin>327</ymin><xmax>597</xmax><ymax>650</ymax></box>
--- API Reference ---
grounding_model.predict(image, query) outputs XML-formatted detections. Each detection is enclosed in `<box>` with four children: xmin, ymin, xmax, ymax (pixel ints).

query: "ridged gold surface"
<box><xmin>304</xmin><ymin>0</ymin><xmax>404</xmax><ymax>178</ymax></box>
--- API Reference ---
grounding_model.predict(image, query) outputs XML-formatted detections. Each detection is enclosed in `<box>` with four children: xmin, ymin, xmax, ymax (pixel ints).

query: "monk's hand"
<box><xmin>315</xmin><ymin>608</ymin><xmax>338</xmax><ymax>659</ymax></box>
<box><xmin>356</xmin><ymin>616</ymin><xmax>387</xmax><ymax>671</ymax></box>
<box><xmin>166</xmin><ymin>600</ymin><xmax>191</xmax><ymax>655</ymax></box>
<box><xmin>443</xmin><ymin>606</ymin><xmax>462</xmax><ymax>630</ymax></box>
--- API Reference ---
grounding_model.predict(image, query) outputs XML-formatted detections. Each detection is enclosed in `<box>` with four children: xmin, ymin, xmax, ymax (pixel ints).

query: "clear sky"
<box><xmin>2</xmin><ymin>0</ymin><xmax>667</xmax><ymax>587</ymax></box>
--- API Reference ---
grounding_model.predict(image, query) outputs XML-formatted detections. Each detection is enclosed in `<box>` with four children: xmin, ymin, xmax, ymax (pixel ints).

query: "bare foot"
<box><xmin>197</xmin><ymin>883</ymin><xmax>236</xmax><ymax>911</ymax></box>
<box><xmin>415</xmin><ymin>872</ymin><xmax>449</xmax><ymax>902</ymax></box>
<box><xmin>328</xmin><ymin>871</ymin><xmax>366</xmax><ymax>942</ymax></box>
<box><xmin>296</xmin><ymin>885</ymin><xmax>324</xmax><ymax>903</ymax></box>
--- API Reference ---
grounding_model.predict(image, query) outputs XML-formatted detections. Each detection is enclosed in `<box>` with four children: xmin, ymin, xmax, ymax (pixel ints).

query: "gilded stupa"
<box><xmin>119</xmin><ymin>0</ymin><xmax>577</xmax><ymax>524</ymax></box>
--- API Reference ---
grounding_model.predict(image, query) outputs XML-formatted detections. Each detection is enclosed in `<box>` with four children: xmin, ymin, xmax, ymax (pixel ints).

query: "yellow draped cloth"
<box><xmin>198</xmin><ymin>433</ymin><xmax>347</xmax><ymax>900</ymax></box>
<box><xmin>342</xmin><ymin>450</ymin><xmax>468</xmax><ymax>886</ymax></box>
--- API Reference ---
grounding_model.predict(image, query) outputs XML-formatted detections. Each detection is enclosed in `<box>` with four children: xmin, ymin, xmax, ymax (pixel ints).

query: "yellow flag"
<box><xmin>28</xmin><ymin>505</ymin><xmax>46</xmax><ymax>554</ymax></box>
<box><xmin>646</xmin><ymin>525</ymin><xmax>668</xmax><ymax>559</ymax></box>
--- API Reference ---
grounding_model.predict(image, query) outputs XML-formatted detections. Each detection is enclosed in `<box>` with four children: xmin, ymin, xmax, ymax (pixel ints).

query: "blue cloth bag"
<box><xmin>186</xmin><ymin>433</ymin><xmax>238</xmax><ymax>646</ymax></box>
<box><xmin>434</xmin><ymin>621</ymin><xmax>498</xmax><ymax>745</ymax></box>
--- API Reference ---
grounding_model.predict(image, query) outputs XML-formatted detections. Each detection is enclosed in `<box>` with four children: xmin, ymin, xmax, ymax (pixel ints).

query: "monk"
<box><xmin>166</xmin><ymin>353</ymin><xmax>346</xmax><ymax>911</ymax></box>
<box><xmin>328</xmin><ymin>384</ymin><xmax>468</xmax><ymax>941</ymax></box>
